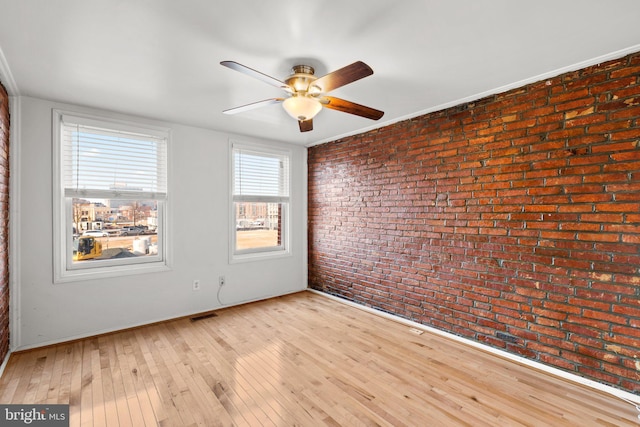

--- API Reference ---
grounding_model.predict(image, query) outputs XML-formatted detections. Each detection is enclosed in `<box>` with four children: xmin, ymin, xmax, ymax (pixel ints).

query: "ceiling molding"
<box><xmin>307</xmin><ymin>43</ymin><xmax>640</xmax><ymax>148</ymax></box>
<box><xmin>0</xmin><ymin>45</ymin><xmax>18</xmax><ymax>96</ymax></box>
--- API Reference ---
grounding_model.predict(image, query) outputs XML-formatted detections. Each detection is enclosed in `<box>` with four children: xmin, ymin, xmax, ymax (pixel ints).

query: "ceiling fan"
<box><xmin>220</xmin><ymin>60</ymin><xmax>384</xmax><ymax>132</ymax></box>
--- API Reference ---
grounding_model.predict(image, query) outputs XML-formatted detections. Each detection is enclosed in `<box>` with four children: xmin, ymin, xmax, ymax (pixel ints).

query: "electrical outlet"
<box><xmin>192</xmin><ymin>279</ymin><xmax>200</xmax><ymax>291</ymax></box>
<box><xmin>219</xmin><ymin>276</ymin><xmax>225</xmax><ymax>286</ymax></box>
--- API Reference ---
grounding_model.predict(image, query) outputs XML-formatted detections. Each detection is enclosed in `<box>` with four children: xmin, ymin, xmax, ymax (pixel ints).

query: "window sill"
<box><xmin>229</xmin><ymin>249</ymin><xmax>291</xmax><ymax>264</ymax></box>
<box><xmin>54</xmin><ymin>261</ymin><xmax>171</xmax><ymax>284</ymax></box>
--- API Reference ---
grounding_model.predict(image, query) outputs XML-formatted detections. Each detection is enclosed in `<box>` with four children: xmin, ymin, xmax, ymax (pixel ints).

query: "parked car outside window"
<box><xmin>82</xmin><ymin>230</ymin><xmax>108</xmax><ymax>237</ymax></box>
<box><xmin>120</xmin><ymin>227</ymin><xmax>143</xmax><ymax>236</ymax></box>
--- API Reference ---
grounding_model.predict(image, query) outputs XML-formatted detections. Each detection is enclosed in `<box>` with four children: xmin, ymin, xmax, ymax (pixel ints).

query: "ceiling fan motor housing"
<box><xmin>285</xmin><ymin>65</ymin><xmax>320</xmax><ymax>94</ymax></box>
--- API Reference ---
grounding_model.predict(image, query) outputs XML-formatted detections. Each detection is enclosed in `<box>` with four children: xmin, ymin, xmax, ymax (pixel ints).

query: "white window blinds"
<box><xmin>61</xmin><ymin>115</ymin><xmax>167</xmax><ymax>200</ymax></box>
<box><xmin>233</xmin><ymin>146</ymin><xmax>290</xmax><ymax>202</ymax></box>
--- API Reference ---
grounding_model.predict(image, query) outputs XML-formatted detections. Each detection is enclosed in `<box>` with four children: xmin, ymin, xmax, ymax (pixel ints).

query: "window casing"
<box><xmin>53</xmin><ymin>110</ymin><xmax>170</xmax><ymax>282</ymax></box>
<box><xmin>231</xmin><ymin>142</ymin><xmax>290</xmax><ymax>261</ymax></box>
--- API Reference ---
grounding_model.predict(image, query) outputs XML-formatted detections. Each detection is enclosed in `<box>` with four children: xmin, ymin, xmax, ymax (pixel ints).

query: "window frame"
<box><xmin>229</xmin><ymin>140</ymin><xmax>291</xmax><ymax>263</ymax></box>
<box><xmin>52</xmin><ymin>109</ymin><xmax>171</xmax><ymax>283</ymax></box>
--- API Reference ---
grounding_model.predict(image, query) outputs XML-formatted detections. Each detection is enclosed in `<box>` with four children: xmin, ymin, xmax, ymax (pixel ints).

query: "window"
<box><xmin>53</xmin><ymin>110</ymin><xmax>170</xmax><ymax>282</ymax></box>
<box><xmin>231</xmin><ymin>142</ymin><xmax>290</xmax><ymax>260</ymax></box>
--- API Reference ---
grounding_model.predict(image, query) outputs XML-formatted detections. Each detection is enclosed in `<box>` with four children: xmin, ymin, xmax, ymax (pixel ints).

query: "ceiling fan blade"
<box><xmin>298</xmin><ymin>119</ymin><xmax>313</xmax><ymax>132</ymax></box>
<box><xmin>223</xmin><ymin>98</ymin><xmax>284</xmax><ymax>115</ymax></box>
<box><xmin>221</xmin><ymin>61</ymin><xmax>291</xmax><ymax>91</ymax></box>
<box><xmin>322</xmin><ymin>96</ymin><xmax>384</xmax><ymax>120</ymax></box>
<box><xmin>312</xmin><ymin>61</ymin><xmax>374</xmax><ymax>93</ymax></box>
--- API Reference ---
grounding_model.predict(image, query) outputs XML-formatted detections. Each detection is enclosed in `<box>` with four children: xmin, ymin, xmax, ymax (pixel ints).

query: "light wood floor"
<box><xmin>0</xmin><ymin>291</ymin><xmax>637</xmax><ymax>426</ymax></box>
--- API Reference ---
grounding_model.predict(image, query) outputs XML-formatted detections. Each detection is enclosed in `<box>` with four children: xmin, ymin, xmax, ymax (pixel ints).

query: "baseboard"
<box><xmin>0</xmin><ymin>350</ymin><xmax>11</xmax><ymax>379</ymax></box>
<box><xmin>307</xmin><ymin>288</ymin><xmax>640</xmax><ymax>408</ymax></box>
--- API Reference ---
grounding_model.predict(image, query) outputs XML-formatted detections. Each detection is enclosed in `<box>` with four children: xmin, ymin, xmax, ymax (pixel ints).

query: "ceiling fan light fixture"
<box><xmin>308</xmin><ymin>84</ymin><xmax>322</xmax><ymax>95</ymax></box>
<box><xmin>282</xmin><ymin>96</ymin><xmax>322</xmax><ymax>121</ymax></box>
<box><xmin>221</xmin><ymin>60</ymin><xmax>383</xmax><ymax>132</ymax></box>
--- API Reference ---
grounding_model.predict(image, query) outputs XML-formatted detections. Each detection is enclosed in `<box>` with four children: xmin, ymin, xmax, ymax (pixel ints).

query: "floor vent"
<box><xmin>190</xmin><ymin>312</ymin><xmax>219</xmax><ymax>322</ymax></box>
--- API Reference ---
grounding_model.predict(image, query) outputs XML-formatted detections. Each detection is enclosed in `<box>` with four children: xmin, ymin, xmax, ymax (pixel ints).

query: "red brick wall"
<box><xmin>308</xmin><ymin>52</ymin><xmax>640</xmax><ymax>393</ymax></box>
<box><xmin>0</xmin><ymin>82</ymin><xmax>9</xmax><ymax>363</ymax></box>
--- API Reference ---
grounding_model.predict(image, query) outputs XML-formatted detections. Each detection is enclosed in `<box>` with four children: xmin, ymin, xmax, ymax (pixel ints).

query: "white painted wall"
<box><xmin>14</xmin><ymin>96</ymin><xmax>308</xmax><ymax>349</ymax></box>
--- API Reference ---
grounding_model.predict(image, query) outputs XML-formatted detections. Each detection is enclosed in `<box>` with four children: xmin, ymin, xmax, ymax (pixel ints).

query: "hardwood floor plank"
<box><xmin>133</xmin><ymin>328</ymin><xmax>185</xmax><ymax>426</ymax></box>
<box><xmin>0</xmin><ymin>291</ymin><xmax>637</xmax><ymax>426</ymax></box>
<box><xmin>142</xmin><ymin>327</ymin><xmax>199</xmax><ymax>426</ymax></box>
<box><xmin>79</xmin><ymin>340</ymin><xmax>94</xmax><ymax>427</ymax></box>
<box><xmin>99</xmin><ymin>336</ymin><xmax>123</xmax><ymax>427</ymax></box>
<box><xmin>0</xmin><ymin>377</ymin><xmax>19</xmax><ymax>403</ymax></box>
<box><xmin>91</xmin><ymin>346</ymin><xmax>107</xmax><ymax>427</ymax></box>
<box><xmin>67</xmin><ymin>341</ymin><xmax>83</xmax><ymax>426</ymax></box>
<box><xmin>120</xmin><ymin>332</ymin><xmax>159</xmax><ymax>427</ymax></box>
<box><xmin>47</xmin><ymin>345</ymin><xmax>69</xmax><ymax>403</ymax></box>
<box><xmin>34</xmin><ymin>347</ymin><xmax>56</xmax><ymax>403</ymax></box>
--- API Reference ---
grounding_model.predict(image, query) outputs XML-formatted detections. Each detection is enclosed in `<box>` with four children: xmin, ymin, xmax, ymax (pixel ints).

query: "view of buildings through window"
<box><xmin>235</xmin><ymin>201</ymin><xmax>282</xmax><ymax>251</ymax></box>
<box><xmin>72</xmin><ymin>198</ymin><xmax>159</xmax><ymax>262</ymax></box>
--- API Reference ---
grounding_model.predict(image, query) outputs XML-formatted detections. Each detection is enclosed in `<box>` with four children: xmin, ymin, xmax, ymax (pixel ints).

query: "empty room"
<box><xmin>0</xmin><ymin>1</ymin><xmax>640</xmax><ymax>425</ymax></box>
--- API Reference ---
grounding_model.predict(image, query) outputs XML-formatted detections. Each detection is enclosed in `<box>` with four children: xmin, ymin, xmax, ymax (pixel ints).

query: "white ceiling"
<box><xmin>1</xmin><ymin>1</ymin><xmax>640</xmax><ymax>146</ymax></box>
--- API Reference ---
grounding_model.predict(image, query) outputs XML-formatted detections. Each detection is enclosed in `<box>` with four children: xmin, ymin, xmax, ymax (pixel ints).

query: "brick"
<box><xmin>610</xmin><ymin>105</ymin><xmax>640</xmax><ymax>120</ymax></box>
<box><xmin>602</xmin><ymin>160</ymin><xmax>640</xmax><ymax>173</ymax></box>
<box><xmin>580</xmin><ymin>213</ymin><xmax>624</xmax><ymax>223</ymax></box>
<box><xmin>308</xmin><ymin>52</ymin><xmax>640</xmax><ymax>394</ymax></box>
<box><xmin>0</xmin><ymin>83</ymin><xmax>7</xmax><ymax>365</ymax></box>
<box><xmin>595</xmin><ymin>203</ymin><xmax>640</xmax><ymax>212</ymax></box>
<box><xmin>577</xmin><ymin>367</ymin><xmax>620</xmax><ymax>386</ymax></box>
